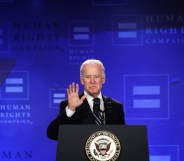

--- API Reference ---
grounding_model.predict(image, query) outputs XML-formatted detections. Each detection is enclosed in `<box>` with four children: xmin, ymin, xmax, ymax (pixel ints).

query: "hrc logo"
<box><xmin>69</xmin><ymin>21</ymin><xmax>94</xmax><ymax>46</ymax></box>
<box><xmin>112</xmin><ymin>15</ymin><xmax>143</xmax><ymax>46</ymax></box>
<box><xmin>0</xmin><ymin>71</ymin><xmax>29</xmax><ymax>100</ymax></box>
<box><xmin>124</xmin><ymin>74</ymin><xmax>169</xmax><ymax>119</ymax></box>
<box><xmin>50</xmin><ymin>89</ymin><xmax>66</xmax><ymax>108</ymax></box>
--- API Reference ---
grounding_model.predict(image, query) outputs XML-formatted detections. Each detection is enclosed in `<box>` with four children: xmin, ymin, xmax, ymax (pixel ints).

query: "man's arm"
<box><xmin>47</xmin><ymin>82</ymin><xmax>86</xmax><ymax>140</ymax></box>
<box><xmin>118</xmin><ymin>103</ymin><xmax>126</xmax><ymax>125</ymax></box>
<box><xmin>106</xmin><ymin>97</ymin><xmax>126</xmax><ymax>125</ymax></box>
<box><xmin>47</xmin><ymin>101</ymin><xmax>69</xmax><ymax>140</ymax></box>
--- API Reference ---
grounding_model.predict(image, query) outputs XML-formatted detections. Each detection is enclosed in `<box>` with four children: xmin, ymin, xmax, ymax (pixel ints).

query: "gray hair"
<box><xmin>80</xmin><ymin>59</ymin><xmax>105</xmax><ymax>76</ymax></box>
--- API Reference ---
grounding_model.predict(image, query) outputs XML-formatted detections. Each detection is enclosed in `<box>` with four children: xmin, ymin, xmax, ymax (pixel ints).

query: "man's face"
<box><xmin>80</xmin><ymin>64</ymin><xmax>105</xmax><ymax>98</ymax></box>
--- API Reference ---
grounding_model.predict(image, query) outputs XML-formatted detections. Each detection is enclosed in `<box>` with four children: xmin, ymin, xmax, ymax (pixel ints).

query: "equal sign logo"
<box><xmin>124</xmin><ymin>74</ymin><xmax>169</xmax><ymax>119</ymax></box>
<box><xmin>150</xmin><ymin>155</ymin><xmax>171</xmax><ymax>161</ymax></box>
<box><xmin>149</xmin><ymin>145</ymin><xmax>178</xmax><ymax>161</ymax></box>
<box><xmin>53</xmin><ymin>93</ymin><xmax>66</xmax><ymax>104</ymax></box>
<box><xmin>69</xmin><ymin>21</ymin><xmax>94</xmax><ymax>46</ymax></box>
<box><xmin>0</xmin><ymin>71</ymin><xmax>29</xmax><ymax>100</ymax></box>
<box><xmin>112</xmin><ymin>15</ymin><xmax>142</xmax><ymax>46</ymax></box>
<box><xmin>5</xmin><ymin>78</ymin><xmax>23</xmax><ymax>93</ymax></box>
<box><xmin>118</xmin><ymin>22</ymin><xmax>137</xmax><ymax>38</ymax></box>
<box><xmin>50</xmin><ymin>89</ymin><xmax>66</xmax><ymax>108</ymax></box>
<box><xmin>133</xmin><ymin>86</ymin><xmax>160</xmax><ymax>108</ymax></box>
<box><xmin>73</xmin><ymin>27</ymin><xmax>90</xmax><ymax>40</ymax></box>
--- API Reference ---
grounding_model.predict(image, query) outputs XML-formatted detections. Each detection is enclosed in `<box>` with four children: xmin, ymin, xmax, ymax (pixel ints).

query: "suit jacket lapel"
<box><xmin>102</xmin><ymin>95</ymin><xmax>112</xmax><ymax>124</ymax></box>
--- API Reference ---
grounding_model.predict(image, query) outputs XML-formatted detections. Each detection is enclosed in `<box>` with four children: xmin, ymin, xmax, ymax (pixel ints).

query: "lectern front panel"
<box><xmin>56</xmin><ymin>125</ymin><xmax>149</xmax><ymax>161</ymax></box>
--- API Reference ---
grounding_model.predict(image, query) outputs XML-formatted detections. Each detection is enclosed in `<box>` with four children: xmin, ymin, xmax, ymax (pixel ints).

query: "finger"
<box><xmin>72</xmin><ymin>82</ymin><xmax>75</xmax><ymax>93</ymax></box>
<box><xmin>67</xmin><ymin>88</ymin><xmax>70</xmax><ymax>95</ymax></box>
<box><xmin>80</xmin><ymin>95</ymin><xmax>86</xmax><ymax>102</ymax></box>
<box><xmin>69</xmin><ymin>84</ymin><xmax>72</xmax><ymax>93</ymax></box>
<box><xmin>76</xmin><ymin>84</ymin><xmax>79</xmax><ymax>93</ymax></box>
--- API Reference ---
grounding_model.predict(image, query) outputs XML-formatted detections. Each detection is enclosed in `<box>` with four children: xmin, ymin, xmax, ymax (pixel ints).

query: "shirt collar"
<box><xmin>84</xmin><ymin>91</ymin><xmax>102</xmax><ymax>102</ymax></box>
<box><xmin>84</xmin><ymin>91</ymin><xmax>104</xmax><ymax>112</ymax></box>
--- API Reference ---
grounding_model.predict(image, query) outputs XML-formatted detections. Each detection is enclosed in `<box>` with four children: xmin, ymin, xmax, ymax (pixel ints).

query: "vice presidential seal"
<box><xmin>85</xmin><ymin>131</ymin><xmax>121</xmax><ymax>161</ymax></box>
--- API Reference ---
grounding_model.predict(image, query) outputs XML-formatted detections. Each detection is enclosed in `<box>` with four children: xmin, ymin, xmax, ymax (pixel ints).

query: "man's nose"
<box><xmin>90</xmin><ymin>77</ymin><xmax>95</xmax><ymax>83</ymax></box>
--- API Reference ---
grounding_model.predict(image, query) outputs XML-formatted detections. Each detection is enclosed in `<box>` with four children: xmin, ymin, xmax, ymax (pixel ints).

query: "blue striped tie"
<box><xmin>93</xmin><ymin>98</ymin><xmax>102</xmax><ymax>125</ymax></box>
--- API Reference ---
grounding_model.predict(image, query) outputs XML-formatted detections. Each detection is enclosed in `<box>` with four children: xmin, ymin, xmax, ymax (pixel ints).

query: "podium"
<box><xmin>56</xmin><ymin>125</ymin><xmax>149</xmax><ymax>161</ymax></box>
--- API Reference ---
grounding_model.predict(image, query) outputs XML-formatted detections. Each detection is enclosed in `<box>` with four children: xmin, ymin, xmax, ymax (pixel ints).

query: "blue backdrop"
<box><xmin>0</xmin><ymin>0</ymin><xmax>184</xmax><ymax>161</ymax></box>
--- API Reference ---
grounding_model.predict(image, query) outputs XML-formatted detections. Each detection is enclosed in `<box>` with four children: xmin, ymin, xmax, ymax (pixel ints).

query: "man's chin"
<box><xmin>88</xmin><ymin>91</ymin><xmax>99</xmax><ymax>97</ymax></box>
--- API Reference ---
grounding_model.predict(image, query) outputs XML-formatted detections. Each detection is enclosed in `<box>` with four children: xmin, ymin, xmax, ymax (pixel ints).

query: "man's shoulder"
<box><xmin>103</xmin><ymin>95</ymin><xmax>122</xmax><ymax>105</ymax></box>
<box><xmin>59</xmin><ymin>99</ymin><xmax>68</xmax><ymax>107</ymax></box>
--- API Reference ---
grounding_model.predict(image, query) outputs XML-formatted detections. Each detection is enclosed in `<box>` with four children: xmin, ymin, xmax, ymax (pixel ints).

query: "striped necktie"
<box><xmin>93</xmin><ymin>98</ymin><xmax>102</xmax><ymax>125</ymax></box>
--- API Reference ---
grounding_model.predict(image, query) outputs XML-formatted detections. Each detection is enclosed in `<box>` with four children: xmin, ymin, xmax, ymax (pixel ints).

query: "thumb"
<box><xmin>80</xmin><ymin>95</ymin><xmax>86</xmax><ymax>102</ymax></box>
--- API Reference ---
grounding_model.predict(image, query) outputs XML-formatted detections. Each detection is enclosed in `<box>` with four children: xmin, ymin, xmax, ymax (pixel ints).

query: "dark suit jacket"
<box><xmin>47</xmin><ymin>93</ymin><xmax>125</xmax><ymax>140</ymax></box>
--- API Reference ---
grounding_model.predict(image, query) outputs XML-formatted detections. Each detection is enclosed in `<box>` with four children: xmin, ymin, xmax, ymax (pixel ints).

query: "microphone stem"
<box><xmin>101</xmin><ymin>111</ymin><xmax>105</xmax><ymax>125</ymax></box>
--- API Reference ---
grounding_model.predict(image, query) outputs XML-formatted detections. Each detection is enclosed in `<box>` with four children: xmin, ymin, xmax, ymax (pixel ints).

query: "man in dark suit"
<box><xmin>47</xmin><ymin>59</ymin><xmax>125</xmax><ymax>140</ymax></box>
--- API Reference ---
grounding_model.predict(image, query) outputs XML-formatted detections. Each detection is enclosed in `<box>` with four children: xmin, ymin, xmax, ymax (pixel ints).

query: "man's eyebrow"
<box><xmin>83</xmin><ymin>74</ymin><xmax>101</xmax><ymax>76</ymax></box>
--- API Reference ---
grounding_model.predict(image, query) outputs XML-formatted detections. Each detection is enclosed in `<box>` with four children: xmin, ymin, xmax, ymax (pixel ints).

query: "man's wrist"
<box><xmin>65</xmin><ymin>106</ymin><xmax>75</xmax><ymax>117</ymax></box>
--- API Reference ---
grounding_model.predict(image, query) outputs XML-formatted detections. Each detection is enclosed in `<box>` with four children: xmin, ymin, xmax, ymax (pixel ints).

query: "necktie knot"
<box><xmin>93</xmin><ymin>98</ymin><xmax>100</xmax><ymax>111</ymax></box>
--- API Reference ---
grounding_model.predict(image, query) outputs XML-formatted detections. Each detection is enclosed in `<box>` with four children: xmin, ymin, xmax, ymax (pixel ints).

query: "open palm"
<box><xmin>67</xmin><ymin>82</ymin><xmax>86</xmax><ymax>111</ymax></box>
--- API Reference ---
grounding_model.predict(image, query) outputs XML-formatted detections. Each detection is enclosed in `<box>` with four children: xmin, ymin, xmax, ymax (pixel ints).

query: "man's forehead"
<box><xmin>83</xmin><ymin>74</ymin><xmax>102</xmax><ymax>76</ymax></box>
<box><xmin>83</xmin><ymin>63</ymin><xmax>101</xmax><ymax>68</ymax></box>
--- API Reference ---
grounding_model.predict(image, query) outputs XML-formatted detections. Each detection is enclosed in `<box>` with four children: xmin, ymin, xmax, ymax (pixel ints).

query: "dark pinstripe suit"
<box><xmin>47</xmin><ymin>93</ymin><xmax>125</xmax><ymax>140</ymax></box>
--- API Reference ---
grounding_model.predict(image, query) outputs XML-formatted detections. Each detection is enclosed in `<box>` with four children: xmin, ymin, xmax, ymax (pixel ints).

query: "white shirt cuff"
<box><xmin>65</xmin><ymin>106</ymin><xmax>75</xmax><ymax>117</ymax></box>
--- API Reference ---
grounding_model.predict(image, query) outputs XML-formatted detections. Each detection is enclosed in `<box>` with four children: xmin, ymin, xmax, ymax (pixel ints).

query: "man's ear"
<box><xmin>80</xmin><ymin>76</ymin><xmax>84</xmax><ymax>85</ymax></box>
<box><xmin>103</xmin><ymin>75</ymin><xmax>106</xmax><ymax>84</ymax></box>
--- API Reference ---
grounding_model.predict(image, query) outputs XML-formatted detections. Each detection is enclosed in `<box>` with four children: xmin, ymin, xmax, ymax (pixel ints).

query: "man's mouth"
<box><xmin>90</xmin><ymin>86</ymin><xmax>96</xmax><ymax>88</ymax></box>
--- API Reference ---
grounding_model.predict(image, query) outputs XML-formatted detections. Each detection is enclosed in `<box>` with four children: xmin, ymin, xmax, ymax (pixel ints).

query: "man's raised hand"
<box><xmin>67</xmin><ymin>82</ymin><xmax>86</xmax><ymax>111</ymax></box>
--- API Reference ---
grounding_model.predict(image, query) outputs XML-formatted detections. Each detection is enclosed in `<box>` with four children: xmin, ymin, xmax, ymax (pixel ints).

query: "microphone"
<box><xmin>101</xmin><ymin>110</ymin><xmax>105</xmax><ymax>125</ymax></box>
<box><xmin>105</xmin><ymin>98</ymin><xmax>112</xmax><ymax>114</ymax></box>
